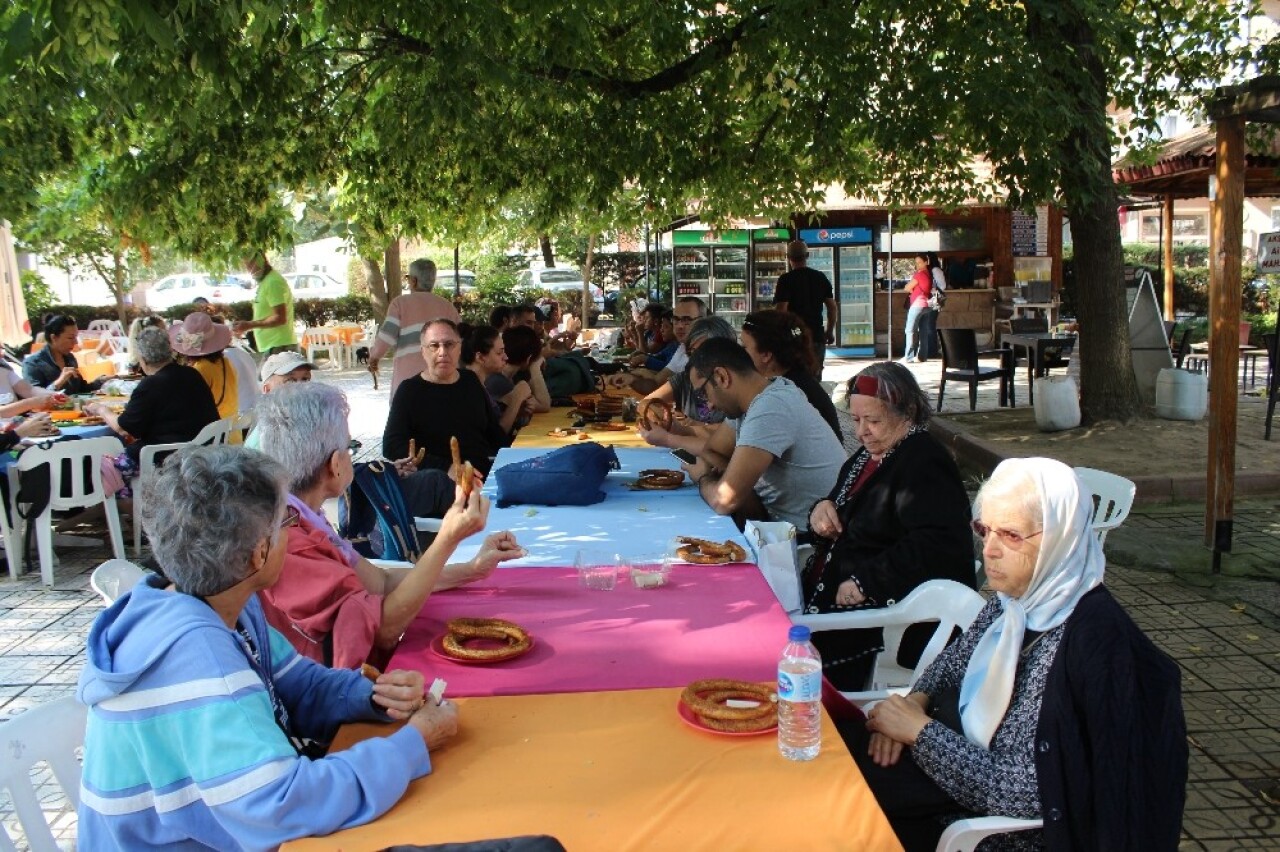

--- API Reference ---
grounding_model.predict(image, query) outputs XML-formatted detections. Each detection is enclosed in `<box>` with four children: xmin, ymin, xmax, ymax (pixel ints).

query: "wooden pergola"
<box><xmin>1112</xmin><ymin>120</ymin><xmax>1280</xmax><ymax>322</ymax></box>
<box><xmin>1112</xmin><ymin>76</ymin><xmax>1280</xmax><ymax>569</ymax></box>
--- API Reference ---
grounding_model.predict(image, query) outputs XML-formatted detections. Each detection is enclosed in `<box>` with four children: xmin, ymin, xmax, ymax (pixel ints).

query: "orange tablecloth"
<box><xmin>328</xmin><ymin>325</ymin><xmax>365</xmax><ymax>346</ymax></box>
<box><xmin>283</xmin><ymin>688</ymin><xmax>902</xmax><ymax>852</ymax></box>
<box><xmin>514</xmin><ymin>407</ymin><xmax>653</xmax><ymax>449</ymax></box>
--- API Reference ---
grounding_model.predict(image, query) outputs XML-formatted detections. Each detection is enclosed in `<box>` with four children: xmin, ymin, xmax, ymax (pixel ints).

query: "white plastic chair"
<box><xmin>937</xmin><ymin>815</ymin><xmax>1044</xmax><ymax>851</ymax></box>
<box><xmin>90</xmin><ymin>558</ymin><xmax>148</xmax><ymax>604</ymax></box>
<box><xmin>86</xmin><ymin>319</ymin><xmax>124</xmax><ymax>336</ymax></box>
<box><xmin>792</xmin><ymin>579</ymin><xmax>985</xmax><ymax>704</ymax></box>
<box><xmin>303</xmin><ymin>328</ymin><xmax>345</xmax><ymax>368</ymax></box>
<box><xmin>1072</xmin><ymin>466</ymin><xmax>1136</xmax><ymax>549</ymax></box>
<box><xmin>132</xmin><ymin>417</ymin><xmax>237</xmax><ymax>556</ymax></box>
<box><xmin>0</xmin><ymin>696</ymin><xmax>87</xmax><ymax>852</ymax></box>
<box><xmin>3</xmin><ymin>436</ymin><xmax>126</xmax><ymax>586</ymax></box>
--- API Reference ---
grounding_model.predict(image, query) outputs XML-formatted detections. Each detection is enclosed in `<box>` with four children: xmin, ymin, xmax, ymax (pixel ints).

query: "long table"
<box><xmin>283</xmin><ymin>687</ymin><xmax>903</xmax><ymax>852</ymax></box>
<box><xmin>388</xmin><ymin>565</ymin><xmax>792</xmax><ymax>697</ymax></box>
<box><xmin>513</xmin><ymin>407</ymin><xmax>653</xmax><ymax>449</ymax></box>
<box><xmin>452</xmin><ymin>446</ymin><xmax>749</xmax><ymax>568</ymax></box>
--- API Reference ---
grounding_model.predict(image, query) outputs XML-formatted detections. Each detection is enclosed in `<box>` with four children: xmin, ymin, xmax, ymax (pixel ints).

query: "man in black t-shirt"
<box><xmin>773</xmin><ymin>239</ymin><xmax>836</xmax><ymax>377</ymax></box>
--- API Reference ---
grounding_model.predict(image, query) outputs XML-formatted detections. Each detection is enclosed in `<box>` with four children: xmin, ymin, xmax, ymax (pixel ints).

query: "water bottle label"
<box><xmin>777</xmin><ymin>668</ymin><xmax>822</xmax><ymax>702</ymax></box>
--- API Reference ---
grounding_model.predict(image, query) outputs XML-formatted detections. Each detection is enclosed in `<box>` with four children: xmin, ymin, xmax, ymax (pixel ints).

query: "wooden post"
<box><xmin>1162</xmin><ymin>194</ymin><xmax>1175</xmax><ymax>322</ymax></box>
<box><xmin>1205</xmin><ymin>116</ymin><xmax>1245</xmax><ymax>568</ymax></box>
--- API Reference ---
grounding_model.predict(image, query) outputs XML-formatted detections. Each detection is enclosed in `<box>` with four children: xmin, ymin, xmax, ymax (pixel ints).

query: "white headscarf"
<box><xmin>958</xmin><ymin>458</ymin><xmax>1105</xmax><ymax>748</ymax></box>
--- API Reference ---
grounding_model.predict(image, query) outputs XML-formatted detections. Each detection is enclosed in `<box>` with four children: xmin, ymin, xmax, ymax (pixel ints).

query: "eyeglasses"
<box><xmin>425</xmin><ymin>340</ymin><xmax>460</xmax><ymax>351</ymax></box>
<box><xmin>347</xmin><ymin>439</ymin><xmax>362</xmax><ymax>454</ymax></box>
<box><xmin>673</xmin><ymin>315</ymin><xmax>697</xmax><ymax>324</ymax></box>
<box><xmin>693</xmin><ymin>372</ymin><xmax>716</xmax><ymax>397</ymax></box>
<box><xmin>971</xmin><ymin>520</ymin><xmax>1042</xmax><ymax>548</ymax></box>
<box><xmin>278</xmin><ymin>505</ymin><xmax>301</xmax><ymax>532</ymax></box>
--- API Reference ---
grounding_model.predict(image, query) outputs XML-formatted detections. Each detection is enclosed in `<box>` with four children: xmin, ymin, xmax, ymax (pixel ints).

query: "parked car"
<box><xmin>516</xmin><ymin>267</ymin><xmax>604</xmax><ymax>313</ymax></box>
<box><xmin>284</xmin><ymin>272</ymin><xmax>349</xmax><ymax>300</ymax></box>
<box><xmin>435</xmin><ymin>269</ymin><xmax>477</xmax><ymax>295</ymax></box>
<box><xmin>143</xmin><ymin>273</ymin><xmax>255</xmax><ymax>309</ymax></box>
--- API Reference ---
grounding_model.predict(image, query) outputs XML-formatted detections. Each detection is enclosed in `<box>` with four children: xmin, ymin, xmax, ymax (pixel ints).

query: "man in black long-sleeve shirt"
<box><xmin>381</xmin><ymin>320</ymin><xmax>506</xmax><ymax>476</ymax></box>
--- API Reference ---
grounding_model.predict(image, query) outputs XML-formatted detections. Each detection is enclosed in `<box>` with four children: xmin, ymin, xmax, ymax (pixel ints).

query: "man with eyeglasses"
<box><xmin>383</xmin><ymin>319</ymin><xmax>506</xmax><ymax>476</ymax></box>
<box><xmin>611</xmin><ymin>297</ymin><xmax>706</xmax><ymax>394</ymax></box>
<box><xmin>673</xmin><ymin>337</ymin><xmax>844</xmax><ymax>528</ymax></box>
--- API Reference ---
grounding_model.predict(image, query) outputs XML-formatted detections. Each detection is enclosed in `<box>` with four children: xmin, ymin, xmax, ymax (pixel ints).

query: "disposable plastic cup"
<box><xmin>575</xmin><ymin>550</ymin><xmax>619</xmax><ymax>590</ymax></box>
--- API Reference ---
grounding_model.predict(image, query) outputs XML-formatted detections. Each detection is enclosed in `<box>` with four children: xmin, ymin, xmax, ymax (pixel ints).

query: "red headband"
<box><xmin>852</xmin><ymin>375</ymin><xmax>881</xmax><ymax>397</ymax></box>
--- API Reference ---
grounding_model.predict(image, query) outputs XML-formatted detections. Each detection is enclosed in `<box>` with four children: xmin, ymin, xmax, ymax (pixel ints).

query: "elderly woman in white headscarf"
<box><xmin>847</xmin><ymin>458</ymin><xmax>1186</xmax><ymax>852</ymax></box>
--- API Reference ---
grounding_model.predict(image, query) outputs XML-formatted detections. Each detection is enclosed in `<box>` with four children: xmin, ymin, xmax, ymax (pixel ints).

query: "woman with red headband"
<box><xmin>803</xmin><ymin>361</ymin><xmax>975</xmax><ymax>690</ymax></box>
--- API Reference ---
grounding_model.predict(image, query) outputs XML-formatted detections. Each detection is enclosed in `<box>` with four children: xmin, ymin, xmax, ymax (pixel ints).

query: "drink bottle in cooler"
<box><xmin>777</xmin><ymin>624</ymin><xmax>822</xmax><ymax>761</ymax></box>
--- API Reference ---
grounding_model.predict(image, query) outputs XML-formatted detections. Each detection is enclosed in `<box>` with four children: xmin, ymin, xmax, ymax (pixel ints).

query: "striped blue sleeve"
<box><xmin>80</xmin><ymin>625</ymin><xmax>429</xmax><ymax>850</ymax></box>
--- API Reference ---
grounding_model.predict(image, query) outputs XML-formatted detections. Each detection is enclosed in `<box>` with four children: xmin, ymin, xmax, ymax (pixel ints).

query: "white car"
<box><xmin>435</xmin><ymin>269</ymin><xmax>476</xmax><ymax>295</ymax></box>
<box><xmin>143</xmin><ymin>273</ymin><xmax>255</xmax><ymax>310</ymax></box>
<box><xmin>517</xmin><ymin>267</ymin><xmax>604</xmax><ymax>312</ymax></box>
<box><xmin>285</xmin><ymin>272</ymin><xmax>349</xmax><ymax>300</ymax></box>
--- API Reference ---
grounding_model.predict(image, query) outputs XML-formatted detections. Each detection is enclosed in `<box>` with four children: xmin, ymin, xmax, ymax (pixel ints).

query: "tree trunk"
<box><xmin>540</xmin><ymin>235</ymin><xmax>555</xmax><ymax>268</ymax></box>
<box><xmin>112</xmin><ymin>247</ymin><xmax>129</xmax><ymax>325</ymax></box>
<box><xmin>384</xmin><ymin>239</ymin><xmax>402</xmax><ymax>301</ymax></box>
<box><xmin>364</xmin><ymin>240</ymin><xmax>402</xmax><ymax>323</ymax></box>
<box><xmin>1027</xmin><ymin>0</ymin><xmax>1142</xmax><ymax>423</ymax></box>
<box><xmin>363</xmin><ymin>257</ymin><xmax>389</xmax><ymax>321</ymax></box>
<box><xmin>582</xmin><ymin>233</ymin><xmax>597</xmax><ymax>327</ymax></box>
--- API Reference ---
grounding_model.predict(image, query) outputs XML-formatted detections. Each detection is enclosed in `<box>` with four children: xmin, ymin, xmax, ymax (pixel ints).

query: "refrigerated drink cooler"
<box><xmin>671</xmin><ymin>230</ymin><xmax>753</xmax><ymax>330</ymax></box>
<box><xmin>798</xmin><ymin>227</ymin><xmax>875</xmax><ymax>357</ymax></box>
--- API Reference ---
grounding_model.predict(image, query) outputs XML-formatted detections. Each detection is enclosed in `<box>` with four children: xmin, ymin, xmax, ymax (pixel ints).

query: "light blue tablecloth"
<box><xmin>449</xmin><ymin>446</ymin><xmax>752</xmax><ymax>568</ymax></box>
<box><xmin>0</xmin><ymin>424</ymin><xmax>116</xmax><ymax>474</ymax></box>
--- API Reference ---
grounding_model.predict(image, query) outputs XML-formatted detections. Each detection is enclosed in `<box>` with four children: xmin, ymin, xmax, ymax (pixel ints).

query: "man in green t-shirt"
<box><xmin>234</xmin><ymin>250</ymin><xmax>297</xmax><ymax>353</ymax></box>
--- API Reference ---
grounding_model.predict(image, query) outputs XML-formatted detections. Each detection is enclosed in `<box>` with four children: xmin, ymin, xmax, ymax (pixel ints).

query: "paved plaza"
<box><xmin>0</xmin><ymin>357</ymin><xmax>1276</xmax><ymax>849</ymax></box>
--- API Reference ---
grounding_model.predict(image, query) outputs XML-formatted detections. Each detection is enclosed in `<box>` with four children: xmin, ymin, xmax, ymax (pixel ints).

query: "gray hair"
<box><xmin>254</xmin><ymin>382</ymin><xmax>351</xmax><ymax>493</ymax></box>
<box><xmin>134</xmin><ymin>326</ymin><xmax>173</xmax><ymax>368</ymax></box>
<box><xmin>973</xmin><ymin>462</ymin><xmax>1042</xmax><ymax>530</ymax></box>
<box><xmin>408</xmin><ymin>258</ymin><xmax>437</xmax><ymax>292</ymax></box>
<box><xmin>140</xmin><ymin>445</ymin><xmax>287</xmax><ymax>597</ymax></box>
<box><xmin>847</xmin><ymin>361</ymin><xmax>931</xmax><ymax>426</ymax></box>
<box><xmin>685</xmin><ymin>316</ymin><xmax>736</xmax><ymax>351</ymax></box>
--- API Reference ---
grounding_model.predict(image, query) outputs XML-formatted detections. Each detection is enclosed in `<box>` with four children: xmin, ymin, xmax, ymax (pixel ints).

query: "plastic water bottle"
<box><xmin>777</xmin><ymin>625</ymin><xmax>822</xmax><ymax>761</ymax></box>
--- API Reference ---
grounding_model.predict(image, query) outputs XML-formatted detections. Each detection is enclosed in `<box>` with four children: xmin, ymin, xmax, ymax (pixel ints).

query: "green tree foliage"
<box><xmin>0</xmin><ymin>0</ymin><xmax>1256</xmax><ymax>419</ymax></box>
<box><xmin>19</xmin><ymin>269</ymin><xmax>56</xmax><ymax>319</ymax></box>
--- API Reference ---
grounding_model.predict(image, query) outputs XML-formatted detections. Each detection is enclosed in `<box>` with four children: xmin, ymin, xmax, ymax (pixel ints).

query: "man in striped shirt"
<box><xmin>368</xmin><ymin>258</ymin><xmax>461</xmax><ymax>396</ymax></box>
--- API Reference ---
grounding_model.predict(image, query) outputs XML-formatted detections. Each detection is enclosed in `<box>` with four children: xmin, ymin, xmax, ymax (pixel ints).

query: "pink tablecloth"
<box><xmin>388</xmin><ymin>565</ymin><xmax>793</xmax><ymax>697</ymax></box>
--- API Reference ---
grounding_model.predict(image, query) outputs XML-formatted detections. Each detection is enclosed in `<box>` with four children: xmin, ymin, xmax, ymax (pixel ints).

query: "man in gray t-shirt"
<box><xmin>673</xmin><ymin>338</ymin><xmax>845</xmax><ymax>528</ymax></box>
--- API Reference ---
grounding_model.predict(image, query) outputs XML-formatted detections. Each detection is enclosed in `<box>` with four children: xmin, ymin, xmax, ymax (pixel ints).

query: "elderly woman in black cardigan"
<box><xmin>803</xmin><ymin>361</ymin><xmax>976</xmax><ymax>690</ymax></box>
<box><xmin>851</xmin><ymin>458</ymin><xmax>1185</xmax><ymax>851</ymax></box>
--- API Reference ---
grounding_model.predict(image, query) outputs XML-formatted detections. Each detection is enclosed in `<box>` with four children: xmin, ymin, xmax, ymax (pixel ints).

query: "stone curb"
<box><xmin>930</xmin><ymin>416</ymin><xmax>1280</xmax><ymax>505</ymax></box>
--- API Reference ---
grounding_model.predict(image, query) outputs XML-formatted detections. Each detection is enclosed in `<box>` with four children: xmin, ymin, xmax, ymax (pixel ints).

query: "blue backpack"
<box><xmin>494</xmin><ymin>442</ymin><xmax>620</xmax><ymax>508</ymax></box>
<box><xmin>338</xmin><ymin>461</ymin><xmax>422</xmax><ymax>562</ymax></box>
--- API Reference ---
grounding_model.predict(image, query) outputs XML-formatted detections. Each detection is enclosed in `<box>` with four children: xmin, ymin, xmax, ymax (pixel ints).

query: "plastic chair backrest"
<box><xmin>15</xmin><ymin>436</ymin><xmax>124</xmax><ymax>512</ymax></box>
<box><xmin>86</xmin><ymin>319</ymin><xmax>123</xmax><ymax>335</ymax></box>
<box><xmin>939</xmin><ymin>328</ymin><xmax>980</xmax><ymax>371</ymax></box>
<box><xmin>90</xmin><ymin>558</ymin><xmax>148</xmax><ymax>604</ymax></box>
<box><xmin>132</xmin><ymin>418</ymin><xmax>234</xmax><ymax>556</ymax></box>
<box><xmin>1173</xmin><ymin>327</ymin><xmax>1193</xmax><ymax>369</ymax></box>
<box><xmin>1073</xmin><ymin>466</ymin><xmax>1136</xmax><ymax>548</ymax></box>
<box><xmin>793</xmin><ymin>579</ymin><xmax>986</xmax><ymax>702</ymax></box>
<box><xmin>0</xmin><ymin>696</ymin><xmax>87</xmax><ymax>852</ymax></box>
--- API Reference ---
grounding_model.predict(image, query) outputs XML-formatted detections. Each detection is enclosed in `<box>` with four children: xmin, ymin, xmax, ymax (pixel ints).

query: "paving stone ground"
<box><xmin>1</xmin><ymin>355</ymin><xmax>1276</xmax><ymax>849</ymax></box>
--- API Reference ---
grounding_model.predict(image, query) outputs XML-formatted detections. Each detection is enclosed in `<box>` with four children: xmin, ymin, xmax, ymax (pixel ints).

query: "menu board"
<box><xmin>1011</xmin><ymin>206</ymin><xmax>1049</xmax><ymax>257</ymax></box>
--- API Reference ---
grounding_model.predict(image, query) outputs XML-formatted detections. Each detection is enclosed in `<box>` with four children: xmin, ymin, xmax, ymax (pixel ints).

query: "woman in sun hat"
<box><xmin>170</xmin><ymin>311</ymin><xmax>239</xmax><ymax>421</ymax></box>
